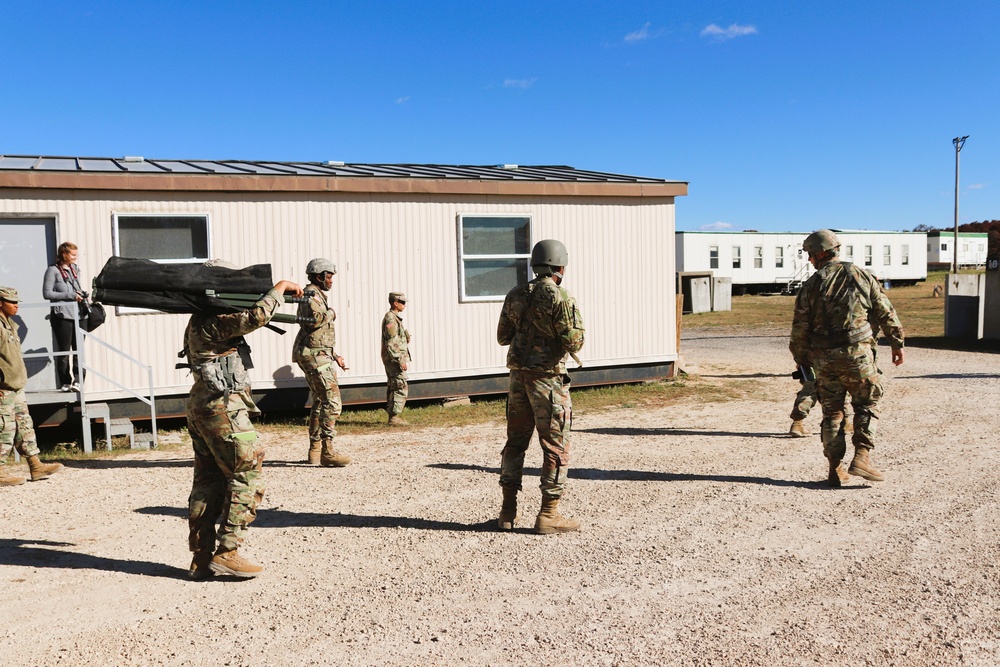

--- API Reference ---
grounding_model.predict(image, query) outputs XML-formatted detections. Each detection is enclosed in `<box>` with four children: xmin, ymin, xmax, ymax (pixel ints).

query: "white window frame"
<box><xmin>775</xmin><ymin>246</ymin><xmax>783</xmax><ymax>269</ymax></box>
<box><xmin>709</xmin><ymin>245</ymin><xmax>719</xmax><ymax>269</ymax></box>
<box><xmin>732</xmin><ymin>246</ymin><xmax>741</xmax><ymax>269</ymax></box>
<box><xmin>111</xmin><ymin>212</ymin><xmax>213</xmax><ymax>313</ymax></box>
<box><xmin>844</xmin><ymin>245</ymin><xmax>854</xmax><ymax>260</ymax></box>
<box><xmin>902</xmin><ymin>244</ymin><xmax>910</xmax><ymax>266</ymax></box>
<box><xmin>883</xmin><ymin>245</ymin><xmax>892</xmax><ymax>266</ymax></box>
<box><xmin>753</xmin><ymin>246</ymin><xmax>763</xmax><ymax>269</ymax></box>
<box><xmin>457</xmin><ymin>213</ymin><xmax>532</xmax><ymax>303</ymax></box>
<box><xmin>864</xmin><ymin>245</ymin><xmax>873</xmax><ymax>266</ymax></box>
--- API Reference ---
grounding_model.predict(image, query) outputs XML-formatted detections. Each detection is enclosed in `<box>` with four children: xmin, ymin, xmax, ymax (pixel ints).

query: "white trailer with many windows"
<box><xmin>926</xmin><ymin>231</ymin><xmax>988</xmax><ymax>269</ymax></box>
<box><xmin>0</xmin><ymin>155</ymin><xmax>687</xmax><ymax>422</ymax></box>
<box><xmin>675</xmin><ymin>230</ymin><xmax>927</xmax><ymax>294</ymax></box>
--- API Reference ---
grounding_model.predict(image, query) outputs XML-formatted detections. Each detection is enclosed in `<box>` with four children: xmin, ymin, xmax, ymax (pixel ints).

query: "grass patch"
<box><xmin>682</xmin><ymin>270</ymin><xmax>957</xmax><ymax>338</ymax></box>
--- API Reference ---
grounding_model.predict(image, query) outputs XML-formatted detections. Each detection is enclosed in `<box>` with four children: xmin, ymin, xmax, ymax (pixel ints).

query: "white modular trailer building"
<box><xmin>675</xmin><ymin>230</ymin><xmax>927</xmax><ymax>293</ymax></box>
<box><xmin>0</xmin><ymin>155</ymin><xmax>687</xmax><ymax>423</ymax></box>
<box><xmin>927</xmin><ymin>231</ymin><xmax>988</xmax><ymax>269</ymax></box>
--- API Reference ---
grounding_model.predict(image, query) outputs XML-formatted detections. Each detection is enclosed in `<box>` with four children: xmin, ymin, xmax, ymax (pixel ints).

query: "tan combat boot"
<box><xmin>497</xmin><ymin>487</ymin><xmax>520</xmax><ymax>531</ymax></box>
<box><xmin>848</xmin><ymin>448</ymin><xmax>885</xmax><ymax>482</ymax></box>
<box><xmin>209</xmin><ymin>549</ymin><xmax>263</xmax><ymax>578</ymax></box>
<box><xmin>534</xmin><ymin>497</ymin><xmax>581</xmax><ymax>535</ymax></box>
<box><xmin>188</xmin><ymin>550</ymin><xmax>215</xmax><ymax>581</ymax></box>
<box><xmin>0</xmin><ymin>466</ymin><xmax>26</xmax><ymax>486</ymax></box>
<box><xmin>27</xmin><ymin>455</ymin><xmax>64</xmax><ymax>481</ymax></box>
<box><xmin>789</xmin><ymin>420</ymin><xmax>809</xmax><ymax>437</ymax></box>
<box><xmin>387</xmin><ymin>415</ymin><xmax>409</xmax><ymax>427</ymax></box>
<box><xmin>307</xmin><ymin>441</ymin><xmax>322</xmax><ymax>465</ymax></box>
<box><xmin>320</xmin><ymin>439</ymin><xmax>351</xmax><ymax>467</ymax></box>
<box><xmin>827</xmin><ymin>460</ymin><xmax>851</xmax><ymax>488</ymax></box>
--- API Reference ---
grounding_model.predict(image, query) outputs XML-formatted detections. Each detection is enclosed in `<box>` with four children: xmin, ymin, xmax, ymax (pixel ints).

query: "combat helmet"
<box><xmin>802</xmin><ymin>230</ymin><xmax>841</xmax><ymax>255</ymax></box>
<box><xmin>305</xmin><ymin>258</ymin><xmax>337</xmax><ymax>276</ymax></box>
<box><xmin>530</xmin><ymin>239</ymin><xmax>569</xmax><ymax>271</ymax></box>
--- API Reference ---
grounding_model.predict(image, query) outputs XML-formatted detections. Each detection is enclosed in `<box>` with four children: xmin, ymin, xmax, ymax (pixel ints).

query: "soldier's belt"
<box><xmin>811</xmin><ymin>324</ymin><xmax>873</xmax><ymax>348</ymax></box>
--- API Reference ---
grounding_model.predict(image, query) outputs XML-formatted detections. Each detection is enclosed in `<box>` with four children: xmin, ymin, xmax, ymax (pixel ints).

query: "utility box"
<box><xmin>712</xmin><ymin>277</ymin><xmax>732</xmax><ymax>312</ymax></box>
<box><xmin>677</xmin><ymin>272</ymin><xmax>714</xmax><ymax>314</ymax></box>
<box><xmin>944</xmin><ymin>273</ymin><xmax>986</xmax><ymax>339</ymax></box>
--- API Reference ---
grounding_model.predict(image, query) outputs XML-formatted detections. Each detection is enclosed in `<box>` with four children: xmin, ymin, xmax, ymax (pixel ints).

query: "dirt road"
<box><xmin>2</xmin><ymin>330</ymin><xmax>998</xmax><ymax>666</ymax></box>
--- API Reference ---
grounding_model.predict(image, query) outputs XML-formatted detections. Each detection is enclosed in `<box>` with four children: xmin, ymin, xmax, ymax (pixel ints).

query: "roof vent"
<box><xmin>499</xmin><ymin>164</ymin><xmax>519</xmax><ymax>170</ymax></box>
<box><xmin>325</xmin><ymin>160</ymin><xmax>345</xmax><ymax>167</ymax></box>
<box><xmin>122</xmin><ymin>156</ymin><xmax>145</xmax><ymax>163</ymax></box>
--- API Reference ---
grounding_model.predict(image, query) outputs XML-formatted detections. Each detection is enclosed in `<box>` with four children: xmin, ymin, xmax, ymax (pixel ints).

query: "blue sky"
<box><xmin>3</xmin><ymin>1</ymin><xmax>998</xmax><ymax>233</ymax></box>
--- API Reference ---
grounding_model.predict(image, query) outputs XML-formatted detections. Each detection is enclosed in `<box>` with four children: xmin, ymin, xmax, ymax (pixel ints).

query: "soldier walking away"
<box><xmin>789</xmin><ymin>230</ymin><xmax>905</xmax><ymax>488</ymax></box>
<box><xmin>382</xmin><ymin>292</ymin><xmax>411</xmax><ymax>426</ymax></box>
<box><xmin>292</xmin><ymin>258</ymin><xmax>351</xmax><ymax>467</ymax></box>
<box><xmin>183</xmin><ymin>262</ymin><xmax>303</xmax><ymax>580</ymax></box>
<box><xmin>496</xmin><ymin>239</ymin><xmax>585</xmax><ymax>534</ymax></box>
<box><xmin>0</xmin><ymin>287</ymin><xmax>64</xmax><ymax>486</ymax></box>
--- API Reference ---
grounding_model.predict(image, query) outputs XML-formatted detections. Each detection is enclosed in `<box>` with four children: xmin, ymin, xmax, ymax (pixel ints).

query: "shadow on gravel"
<box><xmin>61</xmin><ymin>458</ymin><xmax>190</xmax><ymax>469</ymax></box>
<box><xmin>575</xmin><ymin>426</ymin><xmax>782</xmax><ymax>438</ymax></box>
<box><xmin>697</xmin><ymin>372</ymin><xmax>787</xmax><ymax>379</ymax></box>
<box><xmin>904</xmin><ymin>336</ymin><xmax>1000</xmax><ymax>353</ymax></box>
<box><xmin>426</xmin><ymin>463</ymin><xmax>825</xmax><ymax>489</ymax></box>
<box><xmin>135</xmin><ymin>506</ymin><xmax>495</xmax><ymax>532</ymax></box>
<box><xmin>895</xmin><ymin>372</ymin><xmax>1000</xmax><ymax>379</ymax></box>
<box><xmin>0</xmin><ymin>538</ymin><xmax>184</xmax><ymax>578</ymax></box>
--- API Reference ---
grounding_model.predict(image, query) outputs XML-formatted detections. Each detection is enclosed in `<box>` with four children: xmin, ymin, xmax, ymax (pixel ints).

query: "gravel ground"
<box><xmin>2</xmin><ymin>329</ymin><xmax>998</xmax><ymax>666</ymax></box>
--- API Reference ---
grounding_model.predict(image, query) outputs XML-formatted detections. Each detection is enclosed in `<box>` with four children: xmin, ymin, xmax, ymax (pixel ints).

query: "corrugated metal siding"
<box><xmin>1</xmin><ymin>189</ymin><xmax>677</xmax><ymax>400</ymax></box>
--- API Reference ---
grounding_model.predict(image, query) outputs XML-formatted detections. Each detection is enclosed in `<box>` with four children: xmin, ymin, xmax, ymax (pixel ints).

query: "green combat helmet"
<box><xmin>305</xmin><ymin>258</ymin><xmax>337</xmax><ymax>276</ymax></box>
<box><xmin>530</xmin><ymin>239</ymin><xmax>568</xmax><ymax>272</ymax></box>
<box><xmin>802</xmin><ymin>229</ymin><xmax>841</xmax><ymax>255</ymax></box>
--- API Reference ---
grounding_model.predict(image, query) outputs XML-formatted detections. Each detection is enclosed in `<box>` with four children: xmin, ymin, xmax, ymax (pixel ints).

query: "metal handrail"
<box><xmin>18</xmin><ymin>300</ymin><xmax>158</xmax><ymax>449</ymax></box>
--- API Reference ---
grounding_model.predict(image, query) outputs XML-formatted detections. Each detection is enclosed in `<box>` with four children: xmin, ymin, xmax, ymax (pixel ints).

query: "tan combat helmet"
<box><xmin>802</xmin><ymin>229</ymin><xmax>841</xmax><ymax>255</ymax></box>
<box><xmin>530</xmin><ymin>239</ymin><xmax>568</xmax><ymax>275</ymax></box>
<box><xmin>306</xmin><ymin>258</ymin><xmax>337</xmax><ymax>276</ymax></box>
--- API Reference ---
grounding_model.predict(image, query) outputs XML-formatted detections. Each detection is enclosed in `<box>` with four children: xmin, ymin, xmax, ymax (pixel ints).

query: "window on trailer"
<box><xmin>753</xmin><ymin>246</ymin><xmax>763</xmax><ymax>269</ymax></box>
<box><xmin>844</xmin><ymin>245</ymin><xmax>854</xmax><ymax>260</ymax></box>
<box><xmin>902</xmin><ymin>244</ymin><xmax>909</xmax><ymax>265</ymax></box>
<box><xmin>709</xmin><ymin>245</ymin><xmax>719</xmax><ymax>269</ymax></box>
<box><xmin>732</xmin><ymin>246</ymin><xmax>741</xmax><ymax>269</ymax></box>
<box><xmin>864</xmin><ymin>245</ymin><xmax>873</xmax><ymax>266</ymax></box>
<box><xmin>883</xmin><ymin>245</ymin><xmax>891</xmax><ymax>265</ymax></box>
<box><xmin>775</xmin><ymin>246</ymin><xmax>783</xmax><ymax>268</ymax></box>
<box><xmin>114</xmin><ymin>214</ymin><xmax>210</xmax><ymax>261</ymax></box>
<box><xmin>458</xmin><ymin>215</ymin><xmax>531</xmax><ymax>301</ymax></box>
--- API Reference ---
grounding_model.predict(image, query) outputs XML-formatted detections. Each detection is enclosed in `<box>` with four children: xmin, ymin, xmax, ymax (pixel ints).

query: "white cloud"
<box><xmin>395</xmin><ymin>96</ymin><xmax>410</xmax><ymax>105</ymax></box>
<box><xmin>625</xmin><ymin>22</ymin><xmax>652</xmax><ymax>43</ymax></box>
<box><xmin>967</xmin><ymin>183</ymin><xmax>985</xmax><ymax>190</ymax></box>
<box><xmin>700</xmin><ymin>23</ymin><xmax>758</xmax><ymax>40</ymax></box>
<box><xmin>700</xmin><ymin>221</ymin><xmax>734</xmax><ymax>231</ymax></box>
<box><xmin>504</xmin><ymin>78</ymin><xmax>538</xmax><ymax>89</ymax></box>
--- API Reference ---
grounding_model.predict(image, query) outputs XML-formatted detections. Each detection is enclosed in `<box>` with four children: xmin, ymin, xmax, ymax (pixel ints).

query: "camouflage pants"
<box><xmin>384</xmin><ymin>362</ymin><xmax>408</xmax><ymax>416</ymax></box>
<box><xmin>0</xmin><ymin>389</ymin><xmax>40</xmax><ymax>460</ymax></box>
<box><xmin>500</xmin><ymin>370</ymin><xmax>572</xmax><ymax>499</ymax></box>
<box><xmin>789</xmin><ymin>379</ymin><xmax>818</xmax><ymax>421</ymax></box>
<box><xmin>297</xmin><ymin>352</ymin><xmax>343</xmax><ymax>442</ymax></box>
<box><xmin>187</xmin><ymin>408</ymin><xmax>266</xmax><ymax>554</ymax></box>
<box><xmin>813</xmin><ymin>342</ymin><xmax>884</xmax><ymax>462</ymax></box>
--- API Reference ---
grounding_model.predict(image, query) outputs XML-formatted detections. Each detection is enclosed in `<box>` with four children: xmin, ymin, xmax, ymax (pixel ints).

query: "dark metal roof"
<box><xmin>0</xmin><ymin>155</ymin><xmax>680</xmax><ymax>184</ymax></box>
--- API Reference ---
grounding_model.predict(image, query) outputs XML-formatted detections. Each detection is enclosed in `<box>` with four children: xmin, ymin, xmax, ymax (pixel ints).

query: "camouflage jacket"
<box><xmin>292</xmin><ymin>284</ymin><xmax>338</xmax><ymax>362</ymax></box>
<box><xmin>790</xmin><ymin>260</ymin><xmax>904</xmax><ymax>366</ymax></box>
<box><xmin>381</xmin><ymin>310</ymin><xmax>410</xmax><ymax>366</ymax></box>
<box><xmin>185</xmin><ymin>288</ymin><xmax>284</xmax><ymax>417</ymax></box>
<box><xmin>497</xmin><ymin>276</ymin><xmax>585</xmax><ymax>375</ymax></box>
<box><xmin>0</xmin><ymin>312</ymin><xmax>27</xmax><ymax>392</ymax></box>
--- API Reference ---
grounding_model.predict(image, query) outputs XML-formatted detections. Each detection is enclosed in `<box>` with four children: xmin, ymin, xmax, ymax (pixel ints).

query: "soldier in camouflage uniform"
<box><xmin>185</xmin><ymin>263</ymin><xmax>302</xmax><ymax>580</ymax></box>
<box><xmin>292</xmin><ymin>258</ymin><xmax>351</xmax><ymax>467</ymax></box>
<box><xmin>789</xmin><ymin>230</ymin><xmax>905</xmax><ymax>487</ymax></box>
<box><xmin>382</xmin><ymin>292</ymin><xmax>411</xmax><ymax>426</ymax></box>
<box><xmin>496</xmin><ymin>239</ymin><xmax>585</xmax><ymax>534</ymax></box>
<box><xmin>0</xmin><ymin>287</ymin><xmax>64</xmax><ymax>486</ymax></box>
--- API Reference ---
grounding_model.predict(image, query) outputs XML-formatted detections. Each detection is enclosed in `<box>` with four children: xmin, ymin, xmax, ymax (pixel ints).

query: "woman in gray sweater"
<box><xmin>42</xmin><ymin>241</ymin><xmax>85</xmax><ymax>391</ymax></box>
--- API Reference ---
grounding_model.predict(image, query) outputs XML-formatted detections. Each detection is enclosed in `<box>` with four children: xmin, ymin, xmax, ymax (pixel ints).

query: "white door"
<box><xmin>0</xmin><ymin>217</ymin><xmax>58</xmax><ymax>391</ymax></box>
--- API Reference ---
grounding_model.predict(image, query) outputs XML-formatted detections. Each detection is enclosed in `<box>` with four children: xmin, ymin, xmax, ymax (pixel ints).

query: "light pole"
<box><xmin>952</xmin><ymin>135</ymin><xmax>969</xmax><ymax>274</ymax></box>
